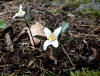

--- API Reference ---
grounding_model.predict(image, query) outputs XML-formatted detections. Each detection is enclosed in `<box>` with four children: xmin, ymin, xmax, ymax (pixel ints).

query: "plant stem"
<box><xmin>26</xmin><ymin>22</ymin><xmax>35</xmax><ymax>46</ymax></box>
<box><xmin>61</xmin><ymin>45</ymin><xmax>75</xmax><ymax>68</ymax></box>
<box><xmin>33</xmin><ymin>63</ymin><xmax>56</xmax><ymax>75</ymax></box>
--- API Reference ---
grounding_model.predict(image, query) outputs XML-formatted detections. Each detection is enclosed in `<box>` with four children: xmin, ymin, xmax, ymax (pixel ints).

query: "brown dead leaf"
<box><xmin>27</xmin><ymin>21</ymin><xmax>45</xmax><ymax>46</ymax></box>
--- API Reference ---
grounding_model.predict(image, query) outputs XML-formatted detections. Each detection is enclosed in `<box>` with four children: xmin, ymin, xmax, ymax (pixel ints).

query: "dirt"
<box><xmin>0</xmin><ymin>0</ymin><xmax>100</xmax><ymax>76</ymax></box>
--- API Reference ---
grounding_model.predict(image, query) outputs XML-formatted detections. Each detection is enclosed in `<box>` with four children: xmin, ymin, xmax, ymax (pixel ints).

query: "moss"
<box><xmin>79</xmin><ymin>2</ymin><xmax>100</xmax><ymax>18</ymax></box>
<box><xmin>69</xmin><ymin>0</ymin><xmax>91</xmax><ymax>8</ymax></box>
<box><xmin>70</xmin><ymin>68</ymin><xmax>100</xmax><ymax>76</ymax></box>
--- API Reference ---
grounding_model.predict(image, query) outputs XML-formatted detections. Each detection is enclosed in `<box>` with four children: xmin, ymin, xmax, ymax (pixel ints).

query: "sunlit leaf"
<box><xmin>0</xmin><ymin>19</ymin><xmax>7</xmax><ymax>28</ymax></box>
<box><xmin>29</xmin><ymin>21</ymin><xmax>45</xmax><ymax>46</ymax></box>
<box><xmin>70</xmin><ymin>72</ymin><xmax>75</xmax><ymax>76</ymax></box>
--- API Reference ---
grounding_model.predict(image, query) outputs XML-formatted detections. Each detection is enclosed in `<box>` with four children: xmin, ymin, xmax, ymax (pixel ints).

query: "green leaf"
<box><xmin>34</xmin><ymin>35</ymin><xmax>47</xmax><ymax>41</ymax></box>
<box><xmin>47</xmin><ymin>73</ymin><xmax>56</xmax><ymax>76</ymax></box>
<box><xmin>25</xmin><ymin>6</ymin><xmax>30</xmax><ymax>23</ymax></box>
<box><xmin>61</xmin><ymin>21</ymin><xmax>69</xmax><ymax>35</ymax></box>
<box><xmin>0</xmin><ymin>19</ymin><xmax>7</xmax><ymax>28</ymax></box>
<box><xmin>51</xmin><ymin>1</ymin><xmax>62</xmax><ymax>7</ymax></box>
<box><xmin>70</xmin><ymin>71</ymin><xmax>75</xmax><ymax>76</ymax></box>
<box><xmin>49</xmin><ymin>9</ymin><xmax>60</xmax><ymax>14</ymax></box>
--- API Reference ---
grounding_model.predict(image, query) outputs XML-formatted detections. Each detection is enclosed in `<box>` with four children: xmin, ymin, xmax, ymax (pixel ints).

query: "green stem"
<box><xmin>54</xmin><ymin>47</ymin><xmax>59</xmax><ymax>65</ymax></box>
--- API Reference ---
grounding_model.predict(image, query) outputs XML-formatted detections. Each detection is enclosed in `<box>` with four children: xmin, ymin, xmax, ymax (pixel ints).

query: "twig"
<box><xmin>13</xmin><ymin>27</ymin><xmax>28</xmax><ymax>42</ymax></box>
<box><xmin>26</xmin><ymin>22</ymin><xmax>35</xmax><ymax>46</ymax></box>
<box><xmin>61</xmin><ymin>45</ymin><xmax>75</xmax><ymax>68</ymax></box>
<box><xmin>58</xmin><ymin>0</ymin><xmax>72</xmax><ymax>9</ymax></box>
<box><xmin>25</xmin><ymin>6</ymin><xmax>35</xmax><ymax>46</ymax></box>
<box><xmin>69</xmin><ymin>31</ymin><xmax>99</xmax><ymax>38</ymax></box>
<box><xmin>33</xmin><ymin>63</ymin><xmax>56</xmax><ymax>75</ymax></box>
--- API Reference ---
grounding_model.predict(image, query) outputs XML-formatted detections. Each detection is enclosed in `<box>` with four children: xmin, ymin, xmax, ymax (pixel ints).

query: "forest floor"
<box><xmin>0</xmin><ymin>0</ymin><xmax>100</xmax><ymax>76</ymax></box>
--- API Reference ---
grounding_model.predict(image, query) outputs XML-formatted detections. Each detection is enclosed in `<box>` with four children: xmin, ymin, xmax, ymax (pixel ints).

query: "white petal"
<box><xmin>13</xmin><ymin>13</ymin><xmax>18</xmax><ymax>19</ymax></box>
<box><xmin>13</xmin><ymin>5</ymin><xmax>25</xmax><ymax>19</ymax></box>
<box><xmin>19</xmin><ymin>5</ymin><xmax>23</xmax><ymax>11</ymax></box>
<box><xmin>51</xmin><ymin>40</ymin><xmax>58</xmax><ymax>48</ymax></box>
<box><xmin>44</xmin><ymin>27</ymin><xmax>52</xmax><ymax>38</ymax></box>
<box><xmin>43</xmin><ymin>40</ymin><xmax>51</xmax><ymax>51</ymax></box>
<box><xmin>53</xmin><ymin>27</ymin><xmax>62</xmax><ymax>38</ymax></box>
<box><xmin>13</xmin><ymin>11</ymin><xmax>25</xmax><ymax>19</ymax></box>
<box><xmin>19</xmin><ymin>11</ymin><xmax>25</xmax><ymax>16</ymax></box>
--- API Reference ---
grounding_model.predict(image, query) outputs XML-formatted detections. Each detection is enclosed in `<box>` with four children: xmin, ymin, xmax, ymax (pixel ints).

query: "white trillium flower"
<box><xmin>43</xmin><ymin>27</ymin><xmax>62</xmax><ymax>50</ymax></box>
<box><xmin>13</xmin><ymin>5</ymin><xmax>25</xmax><ymax>19</ymax></box>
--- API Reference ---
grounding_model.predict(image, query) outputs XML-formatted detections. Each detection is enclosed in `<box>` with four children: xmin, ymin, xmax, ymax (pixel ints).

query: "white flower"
<box><xmin>13</xmin><ymin>5</ymin><xmax>25</xmax><ymax>19</ymax></box>
<box><xmin>43</xmin><ymin>27</ymin><xmax>62</xmax><ymax>50</ymax></box>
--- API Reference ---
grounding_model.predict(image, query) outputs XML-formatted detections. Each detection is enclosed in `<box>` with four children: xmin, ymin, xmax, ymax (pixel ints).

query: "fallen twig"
<box><xmin>61</xmin><ymin>45</ymin><xmax>75</xmax><ymax>68</ymax></box>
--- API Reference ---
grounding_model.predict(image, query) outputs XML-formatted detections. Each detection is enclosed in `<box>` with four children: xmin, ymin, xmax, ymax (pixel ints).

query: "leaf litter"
<box><xmin>13</xmin><ymin>21</ymin><xmax>45</xmax><ymax>46</ymax></box>
<box><xmin>0</xmin><ymin>0</ymin><xmax>100</xmax><ymax>76</ymax></box>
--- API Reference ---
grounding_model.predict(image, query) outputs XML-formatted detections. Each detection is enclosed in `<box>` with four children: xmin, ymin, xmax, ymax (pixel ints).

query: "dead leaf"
<box><xmin>5</xmin><ymin>33</ymin><xmax>14</xmax><ymax>52</ymax></box>
<box><xmin>27</xmin><ymin>21</ymin><xmax>45</xmax><ymax>46</ymax></box>
<box><xmin>13</xmin><ymin>21</ymin><xmax>45</xmax><ymax>46</ymax></box>
<box><xmin>28</xmin><ymin>60</ymin><xmax>34</xmax><ymax>67</ymax></box>
<box><xmin>13</xmin><ymin>27</ymin><xmax>28</xmax><ymax>42</ymax></box>
<box><xmin>91</xmin><ymin>47</ymin><xmax>97</xmax><ymax>56</ymax></box>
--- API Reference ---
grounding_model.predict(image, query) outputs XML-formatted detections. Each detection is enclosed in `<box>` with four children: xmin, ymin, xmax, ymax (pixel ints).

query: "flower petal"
<box><xmin>43</xmin><ymin>40</ymin><xmax>51</xmax><ymax>51</ymax></box>
<box><xmin>13</xmin><ymin>13</ymin><xmax>18</xmax><ymax>19</ymax></box>
<box><xmin>13</xmin><ymin>11</ymin><xmax>25</xmax><ymax>19</ymax></box>
<box><xmin>19</xmin><ymin>5</ymin><xmax>23</xmax><ymax>11</ymax></box>
<box><xmin>51</xmin><ymin>40</ymin><xmax>58</xmax><ymax>48</ymax></box>
<box><xmin>13</xmin><ymin>5</ymin><xmax>25</xmax><ymax>19</ymax></box>
<box><xmin>18</xmin><ymin>11</ymin><xmax>25</xmax><ymax>16</ymax></box>
<box><xmin>53</xmin><ymin>27</ymin><xmax>62</xmax><ymax>38</ymax></box>
<box><xmin>44</xmin><ymin>27</ymin><xmax>52</xmax><ymax>38</ymax></box>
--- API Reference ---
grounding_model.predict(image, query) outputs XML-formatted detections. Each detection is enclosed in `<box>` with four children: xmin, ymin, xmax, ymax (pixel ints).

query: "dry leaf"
<box><xmin>28</xmin><ymin>60</ymin><xmax>34</xmax><ymax>67</ymax></box>
<box><xmin>27</xmin><ymin>21</ymin><xmax>45</xmax><ymax>46</ymax></box>
<box><xmin>13</xmin><ymin>21</ymin><xmax>45</xmax><ymax>46</ymax></box>
<box><xmin>5</xmin><ymin>33</ymin><xmax>14</xmax><ymax>52</ymax></box>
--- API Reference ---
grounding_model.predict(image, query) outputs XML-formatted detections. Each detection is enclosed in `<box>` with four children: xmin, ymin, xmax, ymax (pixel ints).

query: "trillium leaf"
<box><xmin>51</xmin><ymin>1</ymin><xmax>62</xmax><ymax>7</ymax></box>
<box><xmin>34</xmin><ymin>35</ymin><xmax>47</xmax><ymax>41</ymax></box>
<box><xmin>0</xmin><ymin>19</ymin><xmax>7</xmax><ymax>28</ymax></box>
<box><xmin>25</xmin><ymin>6</ymin><xmax>30</xmax><ymax>23</ymax></box>
<box><xmin>61</xmin><ymin>21</ymin><xmax>69</xmax><ymax>35</ymax></box>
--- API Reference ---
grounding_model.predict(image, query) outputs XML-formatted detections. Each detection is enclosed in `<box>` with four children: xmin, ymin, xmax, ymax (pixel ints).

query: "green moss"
<box><xmin>39</xmin><ymin>0</ymin><xmax>43</xmax><ymax>3</ymax></box>
<box><xmin>70</xmin><ymin>68</ymin><xmax>100</xmax><ymax>76</ymax></box>
<box><xmin>69</xmin><ymin>0</ymin><xmax>91</xmax><ymax>8</ymax></box>
<box><xmin>79</xmin><ymin>2</ymin><xmax>100</xmax><ymax>18</ymax></box>
<box><xmin>49</xmin><ymin>9</ymin><xmax>60</xmax><ymax>14</ymax></box>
